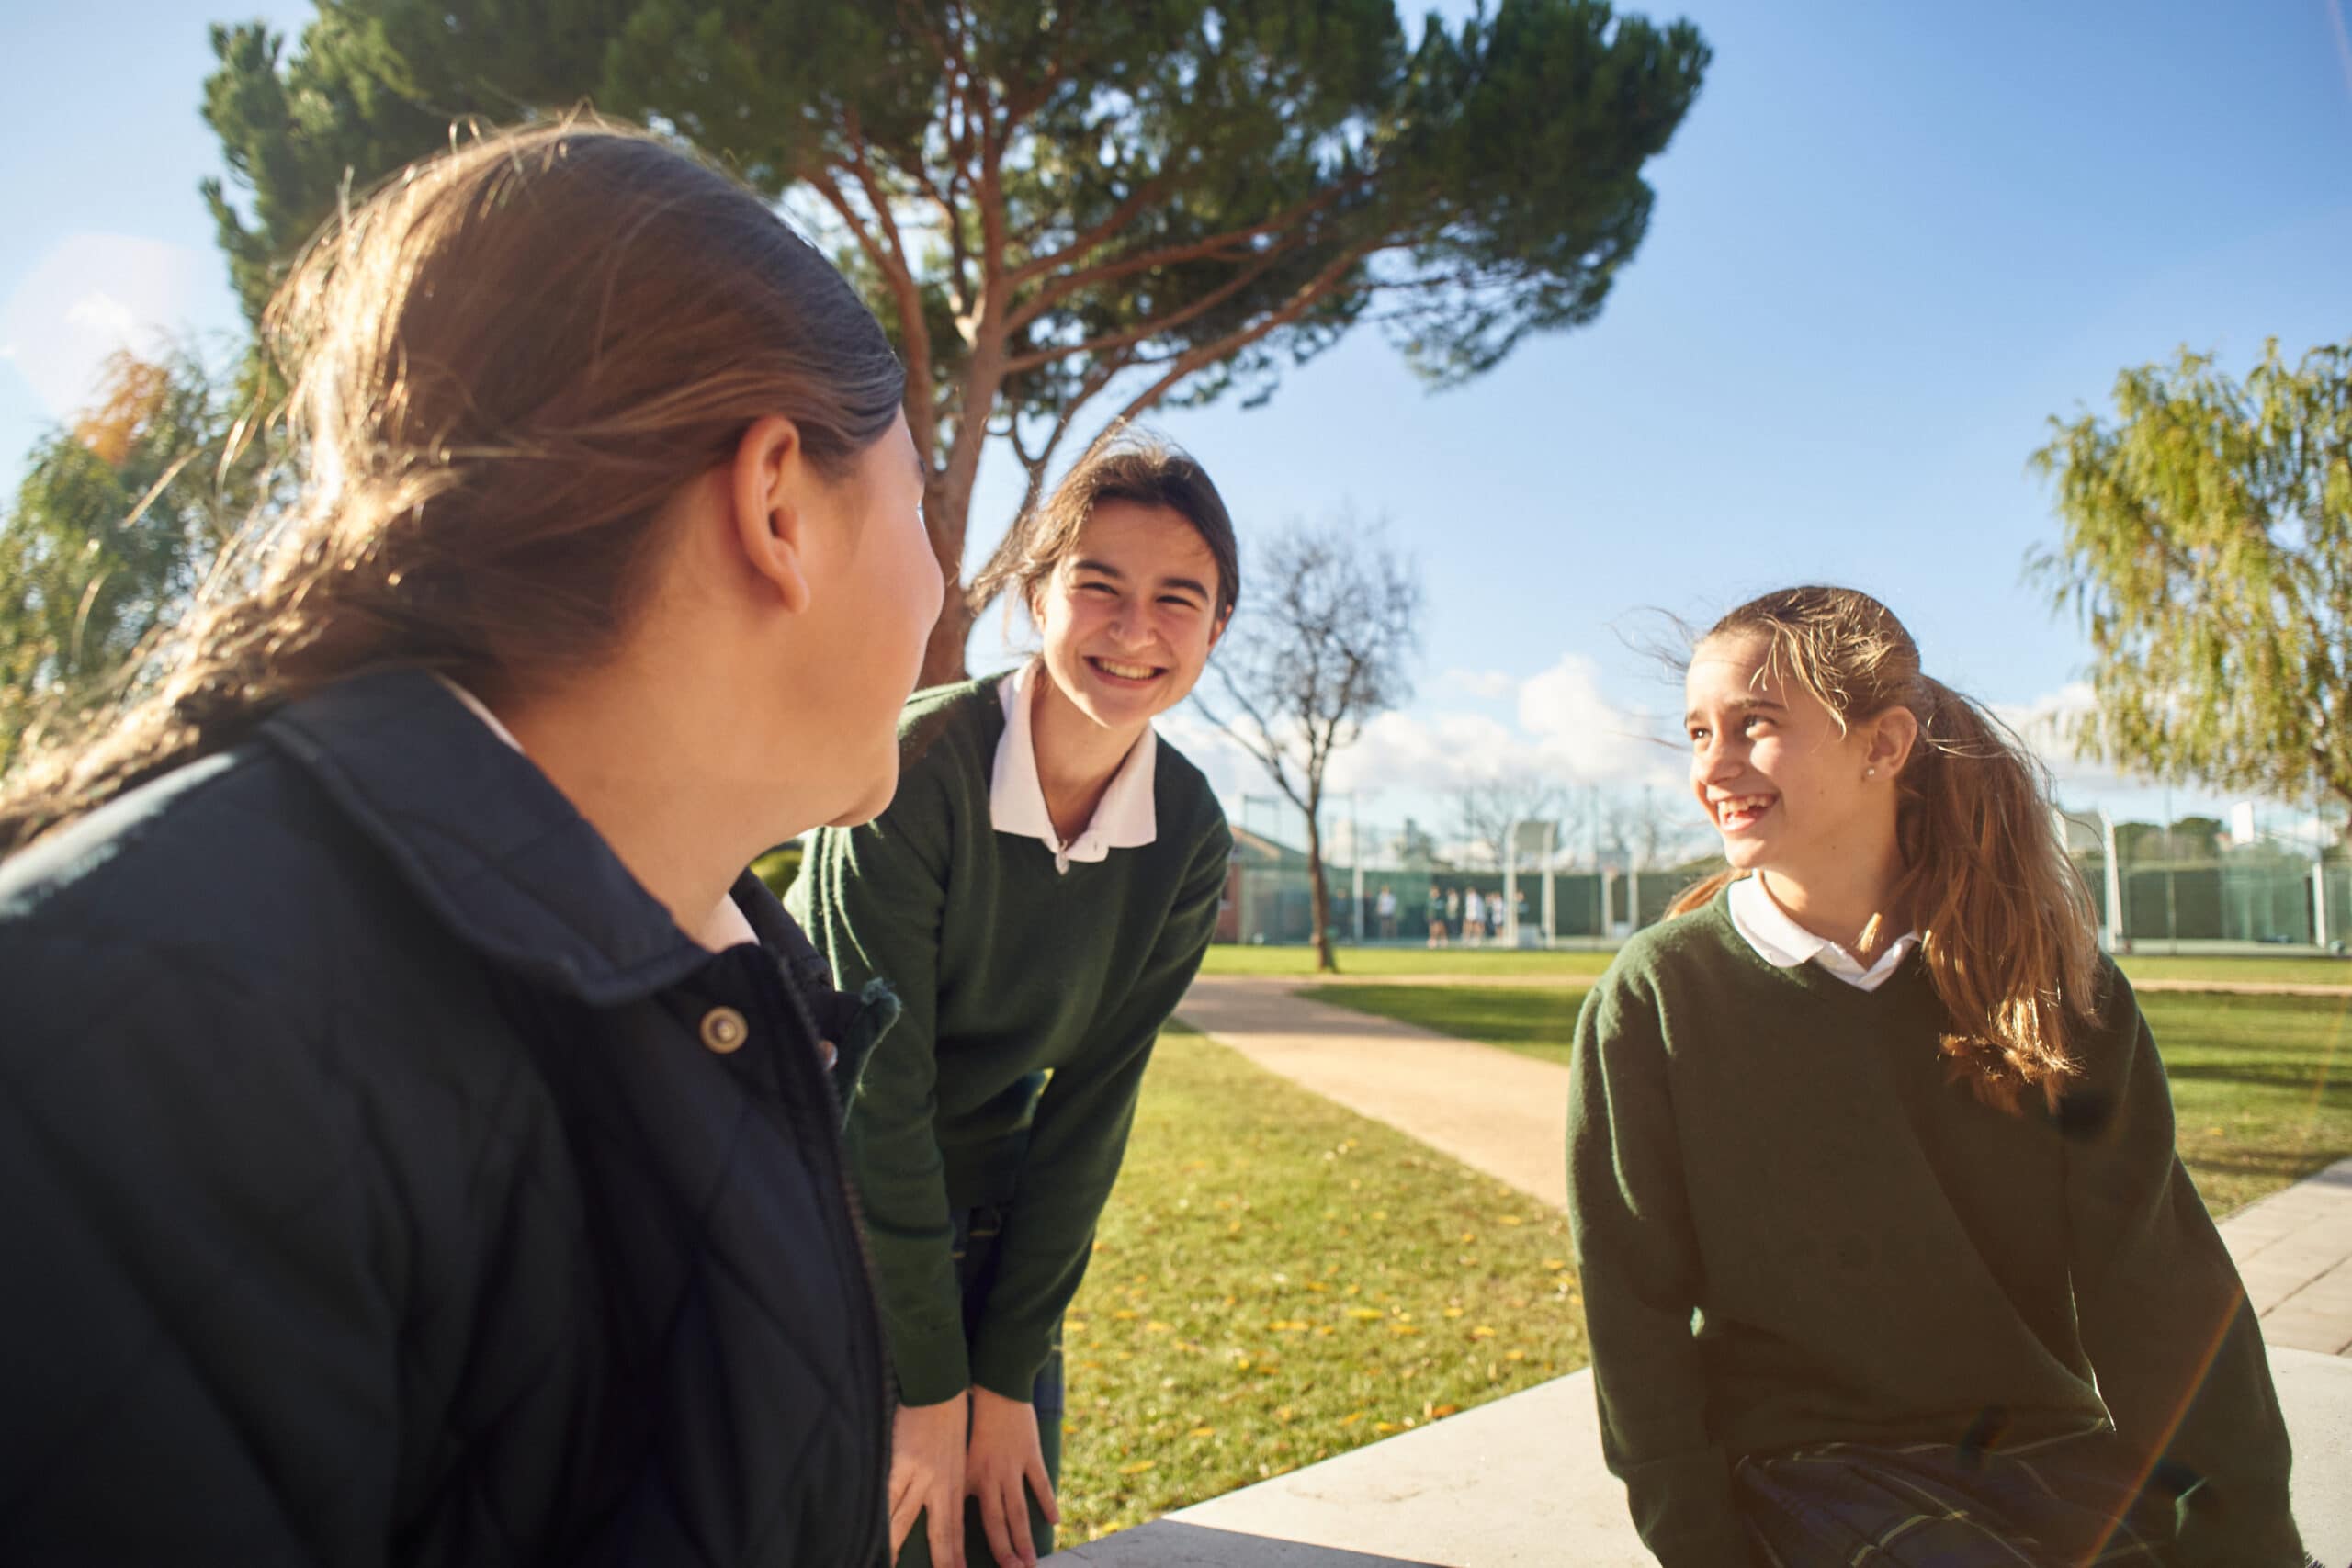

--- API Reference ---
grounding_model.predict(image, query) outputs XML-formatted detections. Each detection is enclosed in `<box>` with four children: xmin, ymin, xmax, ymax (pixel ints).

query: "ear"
<box><xmin>1206</xmin><ymin>605</ymin><xmax>1232</xmax><ymax>652</ymax></box>
<box><xmin>1866</xmin><ymin>705</ymin><xmax>1921</xmax><ymax>779</ymax></box>
<box><xmin>729</xmin><ymin>414</ymin><xmax>814</xmax><ymax>615</ymax></box>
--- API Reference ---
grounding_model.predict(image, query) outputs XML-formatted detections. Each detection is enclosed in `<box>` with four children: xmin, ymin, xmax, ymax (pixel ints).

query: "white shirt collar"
<box><xmin>435</xmin><ymin>673</ymin><xmax>526</xmax><ymax>754</ymax></box>
<box><xmin>989</xmin><ymin>660</ymin><xmax>1158</xmax><ymax>874</ymax></box>
<box><xmin>1727</xmin><ymin>873</ymin><xmax>1917</xmax><ymax>993</ymax></box>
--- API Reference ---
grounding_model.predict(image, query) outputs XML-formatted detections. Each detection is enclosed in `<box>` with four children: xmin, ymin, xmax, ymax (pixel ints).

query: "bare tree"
<box><xmin>1457</xmin><ymin>773</ymin><xmax>1566</xmax><ymax>869</ymax></box>
<box><xmin>1197</xmin><ymin>519</ymin><xmax>1421</xmax><ymax>973</ymax></box>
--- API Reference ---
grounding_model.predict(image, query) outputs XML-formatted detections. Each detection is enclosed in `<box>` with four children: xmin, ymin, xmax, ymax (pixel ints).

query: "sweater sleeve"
<box><xmin>1565</xmin><ymin>971</ymin><xmax>1756</xmax><ymax>1568</ymax></box>
<box><xmin>966</xmin><ymin>814</ymin><xmax>1231</xmax><ymax>1403</ymax></box>
<box><xmin>2064</xmin><ymin>970</ymin><xmax>2307</xmax><ymax>1566</ymax></box>
<box><xmin>793</xmin><ymin>803</ymin><xmax>970</xmax><ymax>1407</ymax></box>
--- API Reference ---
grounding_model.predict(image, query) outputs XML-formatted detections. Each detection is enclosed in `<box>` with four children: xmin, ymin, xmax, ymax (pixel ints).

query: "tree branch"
<box><xmin>1003</xmin><ymin>177</ymin><xmax>1362</xmax><ymax>335</ymax></box>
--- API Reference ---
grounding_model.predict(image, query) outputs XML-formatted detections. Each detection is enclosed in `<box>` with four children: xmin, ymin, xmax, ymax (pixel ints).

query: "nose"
<box><xmin>1694</xmin><ymin>732</ymin><xmax>1741</xmax><ymax>788</ymax></box>
<box><xmin>1107</xmin><ymin>604</ymin><xmax>1153</xmax><ymax>651</ymax></box>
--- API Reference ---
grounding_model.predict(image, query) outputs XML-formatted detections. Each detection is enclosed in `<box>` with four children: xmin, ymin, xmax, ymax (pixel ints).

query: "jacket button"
<box><xmin>700</xmin><ymin>1006</ymin><xmax>749</xmax><ymax>1054</ymax></box>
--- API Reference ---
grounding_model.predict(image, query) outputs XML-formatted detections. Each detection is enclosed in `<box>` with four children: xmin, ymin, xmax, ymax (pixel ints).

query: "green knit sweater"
<box><xmin>1566</xmin><ymin>890</ymin><xmax>2305</xmax><ymax>1567</ymax></box>
<box><xmin>788</xmin><ymin>677</ymin><xmax>1230</xmax><ymax>1407</ymax></box>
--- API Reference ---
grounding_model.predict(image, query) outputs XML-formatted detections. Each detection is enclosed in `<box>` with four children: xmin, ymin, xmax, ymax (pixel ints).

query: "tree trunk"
<box><xmin>921</xmin><ymin>586</ymin><xmax>976</xmax><ymax>691</ymax></box>
<box><xmin>916</xmin><ymin>458</ymin><xmax>981</xmax><ymax>690</ymax></box>
<box><xmin>1305</xmin><ymin>810</ymin><xmax>1339</xmax><ymax>975</ymax></box>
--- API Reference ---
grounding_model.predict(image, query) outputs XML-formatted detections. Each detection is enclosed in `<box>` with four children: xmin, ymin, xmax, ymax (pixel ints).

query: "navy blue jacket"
<box><xmin>0</xmin><ymin>670</ymin><xmax>890</xmax><ymax>1566</ymax></box>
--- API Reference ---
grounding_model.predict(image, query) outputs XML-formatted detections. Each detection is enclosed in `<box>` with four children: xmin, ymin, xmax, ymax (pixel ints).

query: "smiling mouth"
<box><xmin>1711</xmin><ymin>794</ymin><xmax>1776</xmax><ymax>831</ymax></box>
<box><xmin>1088</xmin><ymin>657</ymin><xmax>1165</xmax><ymax>685</ymax></box>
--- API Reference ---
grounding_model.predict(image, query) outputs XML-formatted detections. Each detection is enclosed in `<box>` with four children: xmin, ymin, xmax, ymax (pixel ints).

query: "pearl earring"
<box><xmin>1866</xmin><ymin>767</ymin><xmax>1877</xmax><ymax>778</ymax></box>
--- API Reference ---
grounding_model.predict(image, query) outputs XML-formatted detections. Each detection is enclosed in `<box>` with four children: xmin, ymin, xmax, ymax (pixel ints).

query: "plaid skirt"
<box><xmin>1734</xmin><ymin>1431</ymin><xmax>2185</xmax><ymax>1567</ymax></box>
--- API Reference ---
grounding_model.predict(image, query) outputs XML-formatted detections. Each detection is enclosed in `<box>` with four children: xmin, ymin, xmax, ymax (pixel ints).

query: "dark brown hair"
<box><xmin>1668</xmin><ymin>585</ymin><xmax>2103</xmax><ymax>1113</ymax></box>
<box><xmin>1</xmin><ymin>117</ymin><xmax>904</xmax><ymax>852</ymax></box>
<box><xmin>969</xmin><ymin>427</ymin><xmax>1240</xmax><ymax>626</ymax></box>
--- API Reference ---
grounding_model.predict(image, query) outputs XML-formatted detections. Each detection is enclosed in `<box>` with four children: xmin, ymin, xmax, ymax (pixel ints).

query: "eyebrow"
<box><xmin>1685</xmin><ymin>696</ymin><xmax>1787</xmax><ymax>725</ymax></box>
<box><xmin>1071</xmin><ymin>559</ymin><xmax>1211</xmax><ymax>600</ymax></box>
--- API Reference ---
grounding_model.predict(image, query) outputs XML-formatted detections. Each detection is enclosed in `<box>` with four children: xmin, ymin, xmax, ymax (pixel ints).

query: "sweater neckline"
<box><xmin>1695</xmin><ymin>887</ymin><xmax>1931</xmax><ymax>1011</ymax></box>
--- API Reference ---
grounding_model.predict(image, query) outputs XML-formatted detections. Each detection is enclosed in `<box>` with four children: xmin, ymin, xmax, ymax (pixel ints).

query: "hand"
<box><xmin>965</xmin><ymin>1384</ymin><xmax>1060</xmax><ymax>1568</ymax></box>
<box><xmin>890</xmin><ymin>1395</ymin><xmax>969</xmax><ymax>1568</ymax></box>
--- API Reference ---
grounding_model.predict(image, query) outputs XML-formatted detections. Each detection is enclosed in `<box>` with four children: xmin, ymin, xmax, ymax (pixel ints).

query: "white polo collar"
<box><xmin>990</xmin><ymin>661</ymin><xmax>1158</xmax><ymax>874</ymax></box>
<box><xmin>435</xmin><ymin>673</ymin><xmax>526</xmax><ymax>754</ymax></box>
<box><xmin>1727</xmin><ymin>873</ymin><xmax>1917</xmax><ymax>993</ymax></box>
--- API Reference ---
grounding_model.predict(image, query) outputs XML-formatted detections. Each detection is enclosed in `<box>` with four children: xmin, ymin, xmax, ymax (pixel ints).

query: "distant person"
<box><xmin>1464</xmin><ymin>885</ymin><xmax>1487</xmax><ymax>944</ymax></box>
<box><xmin>793</xmin><ymin>431</ymin><xmax>1236</xmax><ymax>1568</ymax></box>
<box><xmin>0</xmin><ymin>121</ymin><xmax>933</xmax><ymax>1565</ymax></box>
<box><xmin>1568</xmin><ymin>586</ymin><xmax>2312</xmax><ymax>1566</ymax></box>
<box><xmin>1444</xmin><ymin>886</ymin><xmax>1463</xmax><ymax>942</ymax></box>
<box><xmin>1487</xmin><ymin>888</ymin><xmax>1509</xmax><ymax>942</ymax></box>
<box><xmin>1428</xmin><ymin>881</ymin><xmax>1450</xmax><ymax>947</ymax></box>
<box><xmin>1376</xmin><ymin>883</ymin><xmax>1399</xmax><ymax>940</ymax></box>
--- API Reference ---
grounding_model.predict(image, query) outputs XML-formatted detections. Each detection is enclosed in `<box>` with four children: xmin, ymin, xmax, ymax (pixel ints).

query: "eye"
<box><xmin>1079</xmin><ymin>581</ymin><xmax>1117</xmax><ymax>597</ymax></box>
<box><xmin>1744</xmin><ymin>716</ymin><xmax>1771</xmax><ymax>734</ymax></box>
<box><xmin>1159</xmin><ymin>595</ymin><xmax>1201</xmax><ymax>611</ymax></box>
<box><xmin>1688</xmin><ymin>727</ymin><xmax>1710</xmax><ymax>744</ymax></box>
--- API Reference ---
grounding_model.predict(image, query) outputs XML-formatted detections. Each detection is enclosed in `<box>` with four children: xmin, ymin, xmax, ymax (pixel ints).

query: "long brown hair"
<box><xmin>1668</xmin><ymin>586</ymin><xmax>2103</xmax><ymax>1112</ymax></box>
<box><xmin>968</xmin><ymin>426</ymin><xmax>1241</xmax><ymax>627</ymax></box>
<box><xmin>0</xmin><ymin>117</ymin><xmax>904</xmax><ymax>853</ymax></box>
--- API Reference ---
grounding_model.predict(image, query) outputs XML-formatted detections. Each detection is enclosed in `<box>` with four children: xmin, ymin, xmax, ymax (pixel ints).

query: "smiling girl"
<box><xmin>790</xmin><ymin>431</ymin><xmax>1237</xmax><ymax>1568</ymax></box>
<box><xmin>1566</xmin><ymin>586</ymin><xmax>2310</xmax><ymax>1566</ymax></box>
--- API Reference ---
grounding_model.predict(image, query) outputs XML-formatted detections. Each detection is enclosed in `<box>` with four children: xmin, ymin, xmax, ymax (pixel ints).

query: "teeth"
<box><xmin>1717</xmin><ymin>795</ymin><xmax>1772</xmax><ymax>818</ymax></box>
<box><xmin>1097</xmin><ymin>660</ymin><xmax>1157</xmax><ymax>680</ymax></box>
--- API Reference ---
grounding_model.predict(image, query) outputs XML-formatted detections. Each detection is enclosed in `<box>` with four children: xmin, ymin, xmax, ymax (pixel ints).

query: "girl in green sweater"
<box><xmin>791</xmin><ymin>432</ymin><xmax>1237</xmax><ymax>1568</ymax></box>
<box><xmin>1566</xmin><ymin>586</ymin><xmax>2312</xmax><ymax>1566</ymax></box>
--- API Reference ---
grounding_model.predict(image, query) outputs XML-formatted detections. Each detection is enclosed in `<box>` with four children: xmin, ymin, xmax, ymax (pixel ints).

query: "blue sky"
<box><xmin>5</xmin><ymin>0</ymin><xmax>2348</xmax><ymax>851</ymax></box>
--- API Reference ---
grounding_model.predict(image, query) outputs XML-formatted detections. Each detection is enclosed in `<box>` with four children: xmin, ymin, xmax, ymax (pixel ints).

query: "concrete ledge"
<box><xmin>1046</xmin><ymin>1523</ymin><xmax>1443</xmax><ymax>1566</ymax></box>
<box><xmin>1050</xmin><ymin>1351</ymin><xmax>2352</xmax><ymax>1566</ymax></box>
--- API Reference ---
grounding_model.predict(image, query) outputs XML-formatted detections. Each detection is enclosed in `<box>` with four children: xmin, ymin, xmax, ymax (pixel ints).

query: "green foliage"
<box><xmin>751</xmin><ymin>840</ymin><xmax>803</xmax><ymax>901</ymax></box>
<box><xmin>0</xmin><ymin>347</ymin><xmax>263</xmax><ymax>773</ymax></box>
<box><xmin>198</xmin><ymin>0</ymin><xmax>1710</xmax><ymax>677</ymax></box>
<box><xmin>2033</xmin><ymin>341</ymin><xmax>2352</xmax><ymax>811</ymax></box>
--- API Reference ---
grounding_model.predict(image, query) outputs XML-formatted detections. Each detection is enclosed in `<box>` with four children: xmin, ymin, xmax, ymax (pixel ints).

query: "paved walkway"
<box><xmin>1052</xmin><ymin>1351</ymin><xmax>2352</xmax><ymax>1566</ymax></box>
<box><xmin>1174</xmin><ymin>975</ymin><xmax>2352</xmax><ymax>1356</ymax></box>
<box><xmin>1174</xmin><ymin>976</ymin><xmax>1570</xmax><ymax>1208</ymax></box>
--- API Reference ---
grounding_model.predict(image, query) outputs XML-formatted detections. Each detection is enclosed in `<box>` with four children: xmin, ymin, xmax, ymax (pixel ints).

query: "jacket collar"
<box><xmin>262</xmin><ymin>667</ymin><xmax>736</xmax><ymax>1008</ymax></box>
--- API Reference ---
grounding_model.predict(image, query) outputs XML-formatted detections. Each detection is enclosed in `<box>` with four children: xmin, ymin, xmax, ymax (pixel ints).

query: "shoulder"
<box><xmin>897</xmin><ymin>677</ymin><xmax>1004</xmax><ymax>756</ymax></box>
<box><xmin>0</xmin><ymin>741</ymin><xmax>523</xmax><ymax>1191</ymax></box>
<box><xmin>2</xmin><ymin>738</ymin><xmax>502</xmax><ymax>1068</ymax></box>
<box><xmin>1149</xmin><ymin>731</ymin><xmax>1229</xmax><ymax>855</ymax></box>
<box><xmin>1596</xmin><ymin>890</ymin><xmax>1747</xmax><ymax>1004</ymax></box>
<box><xmin>883</xmin><ymin>678</ymin><xmax>1002</xmax><ymax>809</ymax></box>
<box><xmin>4</xmin><ymin>741</ymin><xmax>362</xmax><ymax>972</ymax></box>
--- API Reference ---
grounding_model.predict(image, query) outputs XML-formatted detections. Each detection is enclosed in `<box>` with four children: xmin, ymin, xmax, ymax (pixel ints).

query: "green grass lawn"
<box><xmin>1059</xmin><ymin>1024</ymin><xmax>1584</xmax><ymax>1544</ymax></box>
<box><xmin>1202</xmin><ymin>942</ymin><xmax>2352</xmax><ymax>988</ymax></box>
<box><xmin>2115</xmin><ymin>953</ymin><xmax>2352</xmax><ymax>987</ymax></box>
<box><xmin>1299</xmin><ymin>983</ymin><xmax>2352</xmax><ymax>1218</ymax></box>
<box><xmin>1199</xmin><ymin>944</ymin><xmax>1616</xmax><ymax>978</ymax></box>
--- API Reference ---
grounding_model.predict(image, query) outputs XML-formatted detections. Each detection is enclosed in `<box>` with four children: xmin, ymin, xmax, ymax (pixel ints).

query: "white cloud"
<box><xmin>1437</xmin><ymin>667</ymin><xmax>1515</xmax><ymax>700</ymax></box>
<box><xmin>64</xmin><ymin>290</ymin><xmax>141</xmax><ymax>339</ymax></box>
<box><xmin>1170</xmin><ymin>650</ymin><xmax>1688</xmax><ymax>835</ymax></box>
<box><xmin>2</xmin><ymin>233</ymin><xmax>205</xmax><ymax>419</ymax></box>
<box><xmin>1990</xmin><ymin>682</ymin><xmax>2151</xmax><ymax>793</ymax></box>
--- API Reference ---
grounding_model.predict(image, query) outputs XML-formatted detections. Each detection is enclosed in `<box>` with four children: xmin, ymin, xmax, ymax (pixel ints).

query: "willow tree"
<box><xmin>2033</xmin><ymin>340</ymin><xmax>2352</xmax><ymax>813</ymax></box>
<box><xmin>0</xmin><ymin>348</ymin><xmax>260</xmax><ymax>772</ymax></box>
<box><xmin>202</xmin><ymin>0</ymin><xmax>1707</xmax><ymax>682</ymax></box>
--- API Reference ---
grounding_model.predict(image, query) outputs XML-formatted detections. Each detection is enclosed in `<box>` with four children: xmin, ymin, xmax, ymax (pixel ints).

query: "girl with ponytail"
<box><xmin>0</xmin><ymin>119</ymin><xmax>939</xmax><ymax>1564</ymax></box>
<box><xmin>1566</xmin><ymin>586</ymin><xmax>2312</xmax><ymax>1566</ymax></box>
